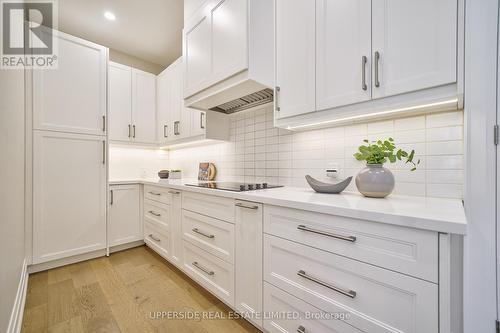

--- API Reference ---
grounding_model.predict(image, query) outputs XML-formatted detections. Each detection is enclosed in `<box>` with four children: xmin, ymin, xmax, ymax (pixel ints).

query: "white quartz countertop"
<box><xmin>109</xmin><ymin>178</ymin><xmax>467</xmax><ymax>235</ymax></box>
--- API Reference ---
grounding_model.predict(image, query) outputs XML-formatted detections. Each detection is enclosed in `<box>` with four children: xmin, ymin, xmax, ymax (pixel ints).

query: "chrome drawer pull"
<box><xmin>297</xmin><ymin>225</ymin><xmax>356</xmax><ymax>242</ymax></box>
<box><xmin>148</xmin><ymin>234</ymin><xmax>161</xmax><ymax>242</ymax></box>
<box><xmin>297</xmin><ymin>270</ymin><xmax>356</xmax><ymax>299</ymax></box>
<box><xmin>148</xmin><ymin>191</ymin><xmax>161</xmax><ymax>196</ymax></box>
<box><xmin>168</xmin><ymin>190</ymin><xmax>180</xmax><ymax>195</ymax></box>
<box><xmin>192</xmin><ymin>262</ymin><xmax>214</xmax><ymax>276</ymax></box>
<box><xmin>148</xmin><ymin>210</ymin><xmax>161</xmax><ymax>217</ymax></box>
<box><xmin>192</xmin><ymin>228</ymin><xmax>215</xmax><ymax>239</ymax></box>
<box><xmin>235</xmin><ymin>203</ymin><xmax>259</xmax><ymax>210</ymax></box>
<box><xmin>297</xmin><ymin>325</ymin><xmax>306</xmax><ymax>333</ymax></box>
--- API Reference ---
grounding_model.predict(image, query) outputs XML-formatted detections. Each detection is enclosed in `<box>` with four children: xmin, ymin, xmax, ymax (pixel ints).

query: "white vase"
<box><xmin>355</xmin><ymin>164</ymin><xmax>395</xmax><ymax>198</ymax></box>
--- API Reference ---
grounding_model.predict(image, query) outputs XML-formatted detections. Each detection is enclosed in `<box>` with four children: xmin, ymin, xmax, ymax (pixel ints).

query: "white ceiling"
<box><xmin>58</xmin><ymin>0</ymin><xmax>183</xmax><ymax>67</ymax></box>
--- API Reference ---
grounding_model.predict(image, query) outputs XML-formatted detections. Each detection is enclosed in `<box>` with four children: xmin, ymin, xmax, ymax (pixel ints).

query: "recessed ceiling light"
<box><xmin>104</xmin><ymin>11</ymin><xmax>116</xmax><ymax>21</ymax></box>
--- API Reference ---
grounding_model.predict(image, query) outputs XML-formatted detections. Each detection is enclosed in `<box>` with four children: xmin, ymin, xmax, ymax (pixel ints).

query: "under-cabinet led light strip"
<box><xmin>285</xmin><ymin>98</ymin><xmax>459</xmax><ymax>130</ymax></box>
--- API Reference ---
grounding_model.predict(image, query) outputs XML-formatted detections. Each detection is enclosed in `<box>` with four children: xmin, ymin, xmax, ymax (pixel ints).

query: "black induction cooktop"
<box><xmin>184</xmin><ymin>182</ymin><xmax>283</xmax><ymax>192</ymax></box>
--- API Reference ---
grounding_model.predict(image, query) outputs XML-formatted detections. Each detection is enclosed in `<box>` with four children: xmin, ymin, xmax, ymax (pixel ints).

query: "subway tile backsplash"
<box><xmin>110</xmin><ymin>105</ymin><xmax>464</xmax><ymax>199</ymax></box>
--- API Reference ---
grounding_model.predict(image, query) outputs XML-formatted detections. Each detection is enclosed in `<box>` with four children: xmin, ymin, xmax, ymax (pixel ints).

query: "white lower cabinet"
<box><xmin>182</xmin><ymin>240</ymin><xmax>235</xmax><ymax>305</ymax></box>
<box><xmin>264</xmin><ymin>234</ymin><xmax>438</xmax><ymax>333</ymax></box>
<box><xmin>108</xmin><ymin>184</ymin><xmax>142</xmax><ymax>247</ymax></box>
<box><xmin>33</xmin><ymin>131</ymin><xmax>106</xmax><ymax>264</ymax></box>
<box><xmin>235</xmin><ymin>201</ymin><xmax>263</xmax><ymax>328</ymax></box>
<box><xmin>263</xmin><ymin>283</ymin><xmax>363</xmax><ymax>333</ymax></box>
<box><xmin>141</xmin><ymin>189</ymin><xmax>446</xmax><ymax>333</ymax></box>
<box><xmin>144</xmin><ymin>221</ymin><xmax>170</xmax><ymax>259</ymax></box>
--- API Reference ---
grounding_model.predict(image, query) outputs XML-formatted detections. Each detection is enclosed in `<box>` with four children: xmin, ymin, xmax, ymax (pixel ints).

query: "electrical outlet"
<box><xmin>326</xmin><ymin>167</ymin><xmax>339</xmax><ymax>178</ymax></box>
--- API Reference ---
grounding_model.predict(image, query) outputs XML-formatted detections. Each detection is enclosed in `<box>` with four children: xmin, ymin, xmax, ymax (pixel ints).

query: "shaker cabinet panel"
<box><xmin>109</xmin><ymin>62</ymin><xmax>132</xmax><ymax>142</ymax></box>
<box><xmin>371</xmin><ymin>0</ymin><xmax>457</xmax><ymax>99</ymax></box>
<box><xmin>184</xmin><ymin>14</ymin><xmax>212</xmax><ymax>97</ymax></box>
<box><xmin>132</xmin><ymin>69</ymin><xmax>157</xmax><ymax>143</ymax></box>
<box><xmin>211</xmin><ymin>0</ymin><xmax>248</xmax><ymax>80</ymax></box>
<box><xmin>316</xmin><ymin>0</ymin><xmax>372</xmax><ymax>110</ymax></box>
<box><xmin>33</xmin><ymin>131</ymin><xmax>106</xmax><ymax>264</ymax></box>
<box><xmin>275</xmin><ymin>0</ymin><xmax>316</xmax><ymax>119</ymax></box>
<box><xmin>108</xmin><ymin>185</ymin><xmax>142</xmax><ymax>247</ymax></box>
<box><xmin>33</xmin><ymin>31</ymin><xmax>107</xmax><ymax>135</ymax></box>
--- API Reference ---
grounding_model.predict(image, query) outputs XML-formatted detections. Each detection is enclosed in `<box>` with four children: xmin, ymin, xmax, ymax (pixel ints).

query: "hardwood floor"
<box><xmin>22</xmin><ymin>246</ymin><xmax>260</xmax><ymax>333</ymax></box>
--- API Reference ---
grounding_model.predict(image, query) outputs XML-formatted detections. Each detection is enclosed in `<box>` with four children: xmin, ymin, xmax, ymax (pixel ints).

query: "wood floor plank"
<box><xmin>25</xmin><ymin>271</ymin><xmax>48</xmax><ymax>310</ymax></box>
<box><xmin>23</xmin><ymin>246</ymin><xmax>259</xmax><ymax>333</ymax></box>
<box><xmin>48</xmin><ymin>316</ymin><xmax>84</xmax><ymax>333</ymax></box>
<box><xmin>47</xmin><ymin>279</ymin><xmax>79</xmax><ymax>327</ymax></box>
<box><xmin>22</xmin><ymin>303</ymin><xmax>48</xmax><ymax>333</ymax></box>
<box><xmin>75</xmin><ymin>282</ymin><xmax>121</xmax><ymax>333</ymax></box>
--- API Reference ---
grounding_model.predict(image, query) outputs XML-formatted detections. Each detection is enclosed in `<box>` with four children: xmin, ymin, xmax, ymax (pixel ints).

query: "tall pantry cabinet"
<box><xmin>31</xmin><ymin>31</ymin><xmax>108</xmax><ymax>264</ymax></box>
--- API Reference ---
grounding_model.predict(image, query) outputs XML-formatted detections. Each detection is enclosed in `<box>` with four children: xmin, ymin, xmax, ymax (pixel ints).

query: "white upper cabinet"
<box><xmin>132</xmin><ymin>69</ymin><xmax>157</xmax><ymax>143</ymax></box>
<box><xmin>211</xmin><ymin>0</ymin><xmax>248</xmax><ymax>80</ymax></box>
<box><xmin>184</xmin><ymin>0</ymin><xmax>248</xmax><ymax>97</ymax></box>
<box><xmin>316</xmin><ymin>0</ymin><xmax>372</xmax><ymax>110</ymax></box>
<box><xmin>275</xmin><ymin>0</ymin><xmax>316</xmax><ymax>119</ymax></box>
<box><xmin>184</xmin><ymin>13</ymin><xmax>212</xmax><ymax>97</ymax></box>
<box><xmin>109</xmin><ymin>62</ymin><xmax>132</xmax><ymax>141</ymax></box>
<box><xmin>156</xmin><ymin>57</ymin><xmax>229</xmax><ymax>146</ymax></box>
<box><xmin>371</xmin><ymin>0</ymin><xmax>457</xmax><ymax>99</ymax></box>
<box><xmin>190</xmin><ymin>110</ymin><xmax>206</xmax><ymax>137</ymax></box>
<box><xmin>157</xmin><ymin>68</ymin><xmax>172</xmax><ymax>144</ymax></box>
<box><xmin>275</xmin><ymin>0</ymin><xmax>461</xmax><ymax>128</ymax></box>
<box><xmin>33</xmin><ymin>31</ymin><xmax>107</xmax><ymax>135</ymax></box>
<box><xmin>108</xmin><ymin>62</ymin><xmax>156</xmax><ymax>144</ymax></box>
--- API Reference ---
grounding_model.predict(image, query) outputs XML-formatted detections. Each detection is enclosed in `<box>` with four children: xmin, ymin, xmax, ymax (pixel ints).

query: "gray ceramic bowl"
<box><xmin>305</xmin><ymin>175</ymin><xmax>352</xmax><ymax>194</ymax></box>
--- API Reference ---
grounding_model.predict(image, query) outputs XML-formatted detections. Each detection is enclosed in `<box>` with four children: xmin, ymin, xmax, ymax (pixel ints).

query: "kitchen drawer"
<box><xmin>144</xmin><ymin>222</ymin><xmax>169</xmax><ymax>259</ymax></box>
<box><xmin>144</xmin><ymin>185</ymin><xmax>171</xmax><ymax>205</ymax></box>
<box><xmin>263</xmin><ymin>283</ymin><xmax>362</xmax><ymax>333</ymax></box>
<box><xmin>264</xmin><ymin>205</ymin><xmax>438</xmax><ymax>282</ymax></box>
<box><xmin>144</xmin><ymin>199</ymin><xmax>170</xmax><ymax>232</ymax></box>
<box><xmin>182</xmin><ymin>240</ymin><xmax>234</xmax><ymax>306</ymax></box>
<box><xmin>182</xmin><ymin>210</ymin><xmax>234</xmax><ymax>264</ymax></box>
<box><xmin>182</xmin><ymin>191</ymin><xmax>235</xmax><ymax>223</ymax></box>
<box><xmin>264</xmin><ymin>235</ymin><xmax>438</xmax><ymax>333</ymax></box>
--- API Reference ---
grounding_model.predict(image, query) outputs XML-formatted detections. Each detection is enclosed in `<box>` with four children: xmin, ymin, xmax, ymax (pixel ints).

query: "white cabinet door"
<box><xmin>109</xmin><ymin>62</ymin><xmax>132</xmax><ymax>142</ymax></box>
<box><xmin>371</xmin><ymin>0</ymin><xmax>457</xmax><ymax>99</ymax></box>
<box><xmin>108</xmin><ymin>185</ymin><xmax>142</xmax><ymax>247</ymax></box>
<box><xmin>190</xmin><ymin>109</ymin><xmax>206</xmax><ymax>137</ymax></box>
<box><xmin>33</xmin><ymin>31</ymin><xmax>107</xmax><ymax>135</ymax></box>
<box><xmin>275</xmin><ymin>0</ymin><xmax>316</xmax><ymax>119</ymax></box>
<box><xmin>171</xmin><ymin>60</ymin><xmax>192</xmax><ymax>140</ymax></box>
<box><xmin>211</xmin><ymin>0</ymin><xmax>248</xmax><ymax>81</ymax></box>
<box><xmin>316</xmin><ymin>0</ymin><xmax>372</xmax><ymax>110</ymax></box>
<box><xmin>157</xmin><ymin>68</ymin><xmax>172</xmax><ymax>144</ymax></box>
<box><xmin>169</xmin><ymin>190</ymin><xmax>183</xmax><ymax>267</ymax></box>
<box><xmin>184</xmin><ymin>12</ymin><xmax>212</xmax><ymax>97</ymax></box>
<box><xmin>132</xmin><ymin>69</ymin><xmax>157</xmax><ymax>143</ymax></box>
<box><xmin>235</xmin><ymin>201</ymin><xmax>263</xmax><ymax>327</ymax></box>
<box><xmin>33</xmin><ymin>131</ymin><xmax>106</xmax><ymax>264</ymax></box>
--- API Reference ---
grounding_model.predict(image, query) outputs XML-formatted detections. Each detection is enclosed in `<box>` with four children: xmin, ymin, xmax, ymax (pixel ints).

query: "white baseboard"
<box><xmin>28</xmin><ymin>249</ymin><xmax>107</xmax><ymax>274</ymax></box>
<box><xmin>7</xmin><ymin>258</ymin><xmax>28</xmax><ymax>333</ymax></box>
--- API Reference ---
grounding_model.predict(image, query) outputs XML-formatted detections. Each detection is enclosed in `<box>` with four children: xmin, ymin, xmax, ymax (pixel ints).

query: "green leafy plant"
<box><xmin>353</xmin><ymin>138</ymin><xmax>420</xmax><ymax>171</ymax></box>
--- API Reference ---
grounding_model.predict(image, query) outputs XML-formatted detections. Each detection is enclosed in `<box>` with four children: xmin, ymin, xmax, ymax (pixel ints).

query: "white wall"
<box><xmin>108</xmin><ymin>145</ymin><xmax>169</xmax><ymax>180</ymax></box>
<box><xmin>168</xmin><ymin>105</ymin><xmax>464</xmax><ymax>198</ymax></box>
<box><xmin>0</xmin><ymin>68</ymin><xmax>26</xmax><ymax>330</ymax></box>
<box><xmin>463</xmin><ymin>0</ymin><xmax>499</xmax><ymax>331</ymax></box>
